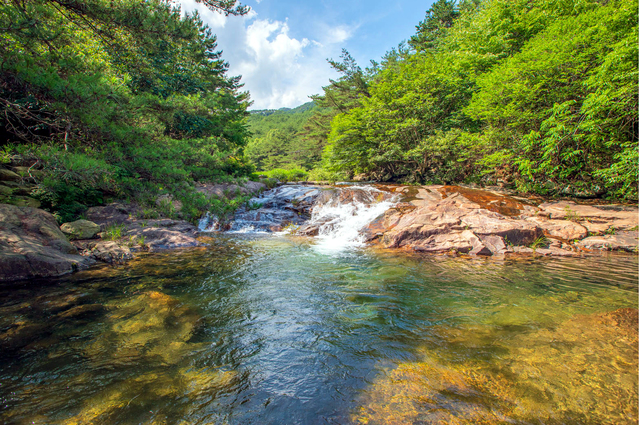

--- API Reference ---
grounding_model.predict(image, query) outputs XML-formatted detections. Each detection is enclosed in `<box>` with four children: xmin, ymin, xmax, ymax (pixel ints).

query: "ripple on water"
<box><xmin>0</xmin><ymin>236</ymin><xmax>636</xmax><ymax>424</ymax></box>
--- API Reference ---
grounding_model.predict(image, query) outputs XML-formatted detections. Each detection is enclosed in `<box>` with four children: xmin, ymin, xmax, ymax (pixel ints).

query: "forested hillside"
<box><xmin>0</xmin><ymin>0</ymin><xmax>252</xmax><ymax>221</ymax></box>
<box><xmin>311</xmin><ymin>0</ymin><xmax>638</xmax><ymax>199</ymax></box>
<box><xmin>245</xmin><ymin>102</ymin><xmax>322</xmax><ymax>170</ymax></box>
<box><xmin>1</xmin><ymin>0</ymin><xmax>636</xmax><ymax>221</ymax></box>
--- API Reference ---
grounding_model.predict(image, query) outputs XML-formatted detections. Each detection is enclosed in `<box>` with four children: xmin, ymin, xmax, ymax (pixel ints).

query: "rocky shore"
<box><xmin>0</xmin><ymin>181</ymin><xmax>266</xmax><ymax>282</ymax></box>
<box><xmin>0</xmin><ymin>182</ymin><xmax>637</xmax><ymax>283</ymax></box>
<box><xmin>363</xmin><ymin>185</ymin><xmax>639</xmax><ymax>256</ymax></box>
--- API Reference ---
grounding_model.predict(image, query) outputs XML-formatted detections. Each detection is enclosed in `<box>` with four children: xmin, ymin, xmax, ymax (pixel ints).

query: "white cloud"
<box><xmin>178</xmin><ymin>1</ymin><xmax>351</xmax><ymax>109</ymax></box>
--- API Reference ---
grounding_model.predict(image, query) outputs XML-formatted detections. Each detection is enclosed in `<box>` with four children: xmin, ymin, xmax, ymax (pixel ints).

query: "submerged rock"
<box><xmin>353</xmin><ymin>307</ymin><xmax>639</xmax><ymax>424</ymax></box>
<box><xmin>0</xmin><ymin>204</ymin><xmax>94</xmax><ymax>282</ymax></box>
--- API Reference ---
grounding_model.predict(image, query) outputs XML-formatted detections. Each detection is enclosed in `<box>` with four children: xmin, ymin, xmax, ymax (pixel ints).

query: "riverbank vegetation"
<box><xmin>1</xmin><ymin>0</ymin><xmax>637</xmax><ymax>225</ymax></box>
<box><xmin>324</xmin><ymin>0</ymin><xmax>638</xmax><ymax>199</ymax></box>
<box><xmin>256</xmin><ymin>0</ymin><xmax>638</xmax><ymax>200</ymax></box>
<box><xmin>0</xmin><ymin>0</ymin><xmax>253</xmax><ymax>222</ymax></box>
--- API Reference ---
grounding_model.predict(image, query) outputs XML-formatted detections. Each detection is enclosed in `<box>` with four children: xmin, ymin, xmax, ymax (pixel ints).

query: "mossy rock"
<box><xmin>12</xmin><ymin>185</ymin><xmax>34</xmax><ymax>197</ymax></box>
<box><xmin>0</xmin><ymin>185</ymin><xmax>13</xmax><ymax>196</ymax></box>
<box><xmin>0</xmin><ymin>169</ymin><xmax>21</xmax><ymax>182</ymax></box>
<box><xmin>60</xmin><ymin>219</ymin><xmax>101</xmax><ymax>240</ymax></box>
<box><xmin>8</xmin><ymin>196</ymin><xmax>41</xmax><ymax>208</ymax></box>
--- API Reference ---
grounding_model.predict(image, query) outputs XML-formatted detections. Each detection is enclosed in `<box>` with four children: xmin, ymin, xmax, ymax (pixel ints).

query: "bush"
<box><xmin>263</xmin><ymin>168</ymin><xmax>308</xmax><ymax>182</ymax></box>
<box><xmin>307</xmin><ymin>168</ymin><xmax>345</xmax><ymax>182</ymax></box>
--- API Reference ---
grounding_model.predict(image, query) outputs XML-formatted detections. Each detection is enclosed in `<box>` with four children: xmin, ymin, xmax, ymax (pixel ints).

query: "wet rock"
<box><xmin>478</xmin><ymin>235</ymin><xmax>508</xmax><ymax>255</ymax></box>
<box><xmin>60</xmin><ymin>219</ymin><xmax>101</xmax><ymax>240</ymax></box>
<box><xmin>126</xmin><ymin>226</ymin><xmax>199</xmax><ymax>251</ymax></box>
<box><xmin>90</xmin><ymin>241</ymin><xmax>133</xmax><ymax>263</ymax></box>
<box><xmin>225</xmin><ymin>185</ymin><xmax>323</xmax><ymax>232</ymax></box>
<box><xmin>297</xmin><ymin>223</ymin><xmax>321</xmax><ymax>236</ymax></box>
<box><xmin>510</xmin><ymin>246</ymin><xmax>535</xmax><ymax>254</ymax></box>
<box><xmin>531</xmin><ymin>247</ymin><xmax>579</xmax><ymax>257</ymax></box>
<box><xmin>412</xmin><ymin>230</ymin><xmax>477</xmax><ymax>254</ymax></box>
<box><xmin>578</xmin><ymin>231</ymin><xmax>639</xmax><ymax>252</ymax></box>
<box><xmin>0</xmin><ymin>204</ymin><xmax>94</xmax><ymax>282</ymax></box>
<box><xmin>57</xmin><ymin>303</ymin><xmax>106</xmax><ymax>320</ymax></box>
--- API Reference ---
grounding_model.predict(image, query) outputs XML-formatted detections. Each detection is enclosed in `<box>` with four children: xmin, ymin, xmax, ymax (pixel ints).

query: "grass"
<box><xmin>102</xmin><ymin>223</ymin><xmax>126</xmax><ymax>241</ymax></box>
<box><xmin>246</xmin><ymin>200</ymin><xmax>263</xmax><ymax>210</ymax></box>
<box><xmin>530</xmin><ymin>235</ymin><xmax>549</xmax><ymax>251</ymax></box>
<box><xmin>563</xmin><ymin>205</ymin><xmax>581</xmax><ymax>222</ymax></box>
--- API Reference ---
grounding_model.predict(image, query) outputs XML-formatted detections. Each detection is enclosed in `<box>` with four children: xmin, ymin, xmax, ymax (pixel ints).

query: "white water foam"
<box><xmin>311</xmin><ymin>186</ymin><xmax>396</xmax><ymax>254</ymax></box>
<box><xmin>198</xmin><ymin>212</ymin><xmax>219</xmax><ymax>232</ymax></box>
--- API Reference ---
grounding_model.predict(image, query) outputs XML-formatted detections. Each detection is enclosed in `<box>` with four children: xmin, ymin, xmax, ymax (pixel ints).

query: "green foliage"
<box><xmin>246</xmin><ymin>200</ymin><xmax>263</xmax><ymax>210</ymax></box>
<box><xmin>307</xmin><ymin>167</ymin><xmax>345</xmax><ymax>182</ymax></box>
<box><xmin>529</xmin><ymin>235</ymin><xmax>550</xmax><ymax>251</ymax></box>
<box><xmin>102</xmin><ymin>223</ymin><xmax>126</xmax><ymax>241</ymax></box>
<box><xmin>262</xmin><ymin>168</ymin><xmax>308</xmax><ymax>182</ymax></box>
<box><xmin>245</xmin><ymin>102</ymin><xmax>323</xmax><ymax>171</ymax></box>
<box><xmin>0</xmin><ymin>0</ymin><xmax>253</xmax><ymax>219</ymax></box>
<box><xmin>318</xmin><ymin>0</ymin><xmax>637</xmax><ymax>199</ymax></box>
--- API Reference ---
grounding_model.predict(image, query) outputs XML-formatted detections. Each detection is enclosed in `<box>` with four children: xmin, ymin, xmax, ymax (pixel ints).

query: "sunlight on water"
<box><xmin>311</xmin><ymin>186</ymin><xmax>396</xmax><ymax>254</ymax></box>
<box><xmin>0</xmin><ymin>235</ymin><xmax>637</xmax><ymax>424</ymax></box>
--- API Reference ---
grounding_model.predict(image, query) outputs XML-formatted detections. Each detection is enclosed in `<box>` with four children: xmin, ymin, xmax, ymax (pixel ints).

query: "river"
<box><xmin>0</xmin><ymin>230</ymin><xmax>637</xmax><ymax>424</ymax></box>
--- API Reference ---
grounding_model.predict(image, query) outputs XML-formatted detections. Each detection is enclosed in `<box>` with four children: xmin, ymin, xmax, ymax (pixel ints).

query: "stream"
<box><xmin>0</xmin><ymin>186</ymin><xmax>637</xmax><ymax>424</ymax></box>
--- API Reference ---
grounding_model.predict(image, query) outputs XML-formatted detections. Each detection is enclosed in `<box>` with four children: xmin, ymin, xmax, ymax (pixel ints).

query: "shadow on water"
<box><xmin>0</xmin><ymin>234</ymin><xmax>637</xmax><ymax>424</ymax></box>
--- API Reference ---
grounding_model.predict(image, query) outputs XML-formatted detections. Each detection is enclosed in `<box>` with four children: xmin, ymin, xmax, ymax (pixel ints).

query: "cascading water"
<box><xmin>307</xmin><ymin>186</ymin><xmax>397</xmax><ymax>253</ymax></box>
<box><xmin>202</xmin><ymin>184</ymin><xmax>397</xmax><ymax>252</ymax></box>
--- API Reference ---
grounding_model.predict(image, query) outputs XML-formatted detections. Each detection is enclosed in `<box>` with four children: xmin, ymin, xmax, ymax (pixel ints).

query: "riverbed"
<box><xmin>0</xmin><ymin>234</ymin><xmax>637</xmax><ymax>424</ymax></box>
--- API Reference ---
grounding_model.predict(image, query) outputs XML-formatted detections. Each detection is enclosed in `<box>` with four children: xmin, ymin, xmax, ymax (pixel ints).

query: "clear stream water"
<box><xmin>0</xmin><ymin>189</ymin><xmax>638</xmax><ymax>424</ymax></box>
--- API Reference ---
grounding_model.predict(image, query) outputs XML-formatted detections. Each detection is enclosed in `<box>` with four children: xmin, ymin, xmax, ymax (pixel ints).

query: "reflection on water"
<box><xmin>0</xmin><ymin>235</ymin><xmax>637</xmax><ymax>424</ymax></box>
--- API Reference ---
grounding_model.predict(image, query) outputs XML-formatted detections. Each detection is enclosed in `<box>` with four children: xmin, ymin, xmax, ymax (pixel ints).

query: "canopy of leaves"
<box><xmin>245</xmin><ymin>102</ymin><xmax>320</xmax><ymax>170</ymax></box>
<box><xmin>321</xmin><ymin>0</ymin><xmax>638</xmax><ymax>199</ymax></box>
<box><xmin>0</xmin><ymin>0</ymin><xmax>253</xmax><ymax>219</ymax></box>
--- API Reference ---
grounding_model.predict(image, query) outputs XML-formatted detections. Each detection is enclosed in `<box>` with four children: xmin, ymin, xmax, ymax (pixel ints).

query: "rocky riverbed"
<box><xmin>0</xmin><ymin>182</ymin><xmax>637</xmax><ymax>282</ymax></box>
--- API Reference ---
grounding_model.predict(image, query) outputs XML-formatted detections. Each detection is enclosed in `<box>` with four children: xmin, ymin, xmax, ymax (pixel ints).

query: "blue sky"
<box><xmin>179</xmin><ymin>0</ymin><xmax>434</xmax><ymax>109</ymax></box>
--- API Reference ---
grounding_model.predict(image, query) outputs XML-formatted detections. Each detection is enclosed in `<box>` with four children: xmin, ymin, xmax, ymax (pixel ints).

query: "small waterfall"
<box><xmin>202</xmin><ymin>184</ymin><xmax>397</xmax><ymax>253</ymax></box>
<box><xmin>198</xmin><ymin>212</ymin><xmax>219</xmax><ymax>232</ymax></box>
<box><xmin>308</xmin><ymin>186</ymin><xmax>396</xmax><ymax>253</ymax></box>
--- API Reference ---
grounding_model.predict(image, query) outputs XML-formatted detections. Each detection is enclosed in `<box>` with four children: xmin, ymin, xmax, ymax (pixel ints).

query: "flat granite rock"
<box><xmin>578</xmin><ymin>231</ymin><xmax>639</xmax><ymax>252</ymax></box>
<box><xmin>371</xmin><ymin>185</ymin><xmax>638</xmax><ymax>257</ymax></box>
<box><xmin>0</xmin><ymin>204</ymin><xmax>95</xmax><ymax>282</ymax></box>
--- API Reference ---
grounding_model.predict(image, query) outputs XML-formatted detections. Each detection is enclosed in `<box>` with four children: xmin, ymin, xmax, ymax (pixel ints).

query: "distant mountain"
<box><xmin>249</xmin><ymin>101</ymin><xmax>315</xmax><ymax>117</ymax></box>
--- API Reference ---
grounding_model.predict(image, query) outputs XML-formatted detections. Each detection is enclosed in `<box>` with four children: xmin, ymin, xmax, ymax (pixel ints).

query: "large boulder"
<box><xmin>0</xmin><ymin>204</ymin><xmax>94</xmax><ymax>281</ymax></box>
<box><xmin>377</xmin><ymin>186</ymin><xmax>542</xmax><ymax>252</ymax></box>
<box><xmin>525</xmin><ymin>216</ymin><xmax>588</xmax><ymax>241</ymax></box>
<box><xmin>60</xmin><ymin>219</ymin><xmax>101</xmax><ymax>240</ymax></box>
<box><xmin>125</xmin><ymin>226</ymin><xmax>199</xmax><ymax>251</ymax></box>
